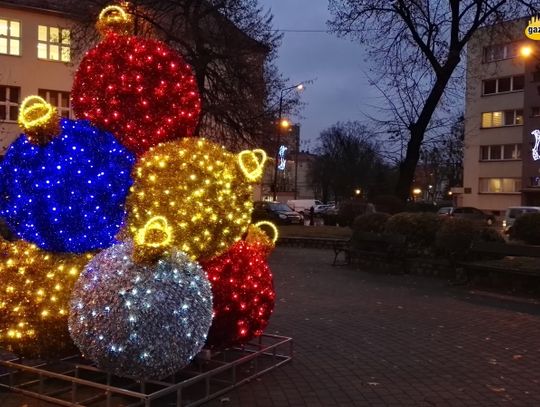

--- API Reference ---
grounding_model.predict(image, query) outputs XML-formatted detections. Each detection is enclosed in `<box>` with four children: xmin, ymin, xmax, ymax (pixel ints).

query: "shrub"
<box><xmin>477</xmin><ymin>227</ymin><xmax>505</xmax><ymax>243</ymax></box>
<box><xmin>371</xmin><ymin>195</ymin><xmax>404</xmax><ymax>214</ymax></box>
<box><xmin>352</xmin><ymin>212</ymin><xmax>390</xmax><ymax>234</ymax></box>
<box><xmin>384</xmin><ymin>212</ymin><xmax>440</xmax><ymax>255</ymax></box>
<box><xmin>337</xmin><ymin>199</ymin><xmax>375</xmax><ymax>227</ymax></box>
<box><xmin>510</xmin><ymin>213</ymin><xmax>540</xmax><ymax>244</ymax></box>
<box><xmin>434</xmin><ymin>217</ymin><xmax>476</xmax><ymax>260</ymax></box>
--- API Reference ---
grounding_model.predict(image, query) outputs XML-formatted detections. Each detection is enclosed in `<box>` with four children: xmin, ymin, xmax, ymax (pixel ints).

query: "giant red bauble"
<box><xmin>72</xmin><ymin>32</ymin><xmax>201</xmax><ymax>156</ymax></box>
<box><xmin>201</xmin><ymin>241</ymin><xmax>275</xmax><ymax>348</ymax></box>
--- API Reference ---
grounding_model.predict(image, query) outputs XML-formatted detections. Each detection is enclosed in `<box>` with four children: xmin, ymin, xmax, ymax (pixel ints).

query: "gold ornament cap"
<box><xmin>133</xmin><ymin>216</ymin><xmax>173</xmax><ymax>264</ymax></box>
<box><xmin>18</xmin><ymin>95</ymin><xmax>61</xmax><ymax>145</ymax></box>
<box><xmin>96</xmin><ymin>4</ymin><xmax>134</xmax><ymax>36</ymax></box>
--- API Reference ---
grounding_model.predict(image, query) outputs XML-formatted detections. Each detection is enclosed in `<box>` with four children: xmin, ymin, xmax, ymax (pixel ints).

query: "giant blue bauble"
<box><xmin>0</xmin><ymin>119</ymin><xmax>135</xmax><ymax>253</ymax></box>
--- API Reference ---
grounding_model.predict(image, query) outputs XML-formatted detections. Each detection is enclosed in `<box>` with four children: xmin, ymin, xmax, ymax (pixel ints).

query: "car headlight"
<box><xmin>279</xmin><ymin>214</ymin><xmax>287</xmax><ymax>219</ymax></box>
<box><xmin>502</xmin><ymin>220</ymin><xmax>506</xmax><ymax>227</ymax></box>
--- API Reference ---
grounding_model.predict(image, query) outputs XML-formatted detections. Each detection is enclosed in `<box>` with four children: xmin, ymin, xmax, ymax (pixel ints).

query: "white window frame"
<box><xmin>0</xmin><ymin>85</ymin><xmax>20</xmax><ymax>122</ymax></box>
<box><xmin>479</xmin><ymin>178</ymin><xmax>521</xmax><ymax>194</ymax></box>
<box><xmin>38</xmin><ymin>89</ymin><xmax>72</xmax><ymax>118</ymax></box>
<box><xmin>482</xmin><ymin>75</ymin><xmax>524</xmax><ymax>95</ymax></box>
<box><xmin>0</xmin><ymin>18</ymin><xmax>21</xmax><ymax>56</ymax></box>
<box><xmin>481</xmin><ymin>109</ymin><xmax>523</xmax><ymax>128</ymax></box>
<box><xmin>37</xmin><ymin>25</ymin><xmax>70</xmax><ymax>62</ymax></box>
<box><xmin>480</xmin><ymin>144</ymin><xmax>521</xmax><ymax>161</ymax></box>
<box><xmin>483</xmin><ymin>42</ymin><xmax>521</xmax><ymax>63</ymax></box>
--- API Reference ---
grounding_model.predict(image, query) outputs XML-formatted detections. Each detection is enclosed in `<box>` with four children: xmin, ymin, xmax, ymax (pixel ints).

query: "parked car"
<box><xmin>286</xmin><ymin>199</ymin><xmax>323</xmax><ymax>215</ymax></box>
<box><xmin>313</xmin><ymin>204</ymin><xmax>333</xmax><ymax>214</ymax></box>
<box><xmin>251</xmin><ymin>201</ymin><xmax>303</xmax><ymax>225</ymax></box>
<box><xmin>437</xmin><ymin>206</ymin><xmax>454</xmax><ymax>216</ymax></box>
<box><xmin>450</xmin><ymin>206</ymin><xmax>496</xmax><ymax>226</ymax></box>
<box><xmin>502</xmin><ymin>206</ymin><xmax>540</xmax><ymax>234</ymax></box>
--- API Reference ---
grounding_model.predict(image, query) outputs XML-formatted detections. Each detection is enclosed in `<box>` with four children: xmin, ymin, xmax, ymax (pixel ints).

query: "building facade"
<box><xmin>0</xmin><ymin>1</ymin><xmax>74</xmax><ymax>154</ymax></box>
<box><xmin>460</xmin><ymin>19</ymin><xmax>540</xmax><ymax>213</ymax></box>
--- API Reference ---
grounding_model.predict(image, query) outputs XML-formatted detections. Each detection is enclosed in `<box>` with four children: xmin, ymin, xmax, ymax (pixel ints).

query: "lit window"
<box><xmin>38</xmin><ymin>89</ymin><xmax>72</xmax><ymax>118</ymax></box>
<box><xmin>479</xmin><ymin>178</ymin><xmax>521</xmax><ymax>193</ymax></box>
<box><xmin>481</xmin><ymin>110</ymin><xmax>523</xmax><ymax>128</ymax></box>
<box><xmin>0</xmin><ymin>18</ymin><xmax>21</xmax><ymax>56</ymax></box>
<box><xmin>37</xmin><ymin>25</ymin><xmax>70</xmax><ymax>62</ymax></box>
<box><xmin>0</xmin><ymin>85</ymin><xmax>20</xmax><ymax>121</ymax></box>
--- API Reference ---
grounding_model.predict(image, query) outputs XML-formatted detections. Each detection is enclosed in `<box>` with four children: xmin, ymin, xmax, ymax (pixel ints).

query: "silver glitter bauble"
<box><xmin>68</xmin><ymin>242</ymin><xmax>213</xmax><ymax>379</ymax></box>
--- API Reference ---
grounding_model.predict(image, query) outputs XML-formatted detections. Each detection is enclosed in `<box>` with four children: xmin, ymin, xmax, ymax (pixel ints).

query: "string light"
<box><xmin>0</xmin><ymin>238</ymin><xmax>93</xmax><ymax>358</ymax></box>
<box><xmin>68</xmin><ymin>242</ymin><xmax>213</xmax><ymax>379</ymax></box>
<box><xmin>245</xmin><ymin>222</ymin><xmax>277</xmax><ymax>257</ymax></box>
<box><xmin>0</xmin><ymin>119</ymin><xmax>135</xmax><ymax>253</ymax></box>
<box><xmin>72</xmin><ymin>31</ymin><xmax>201</xmax><ymax>156</ymax></box>
<box><xmin>201</xmin><ymin>240</ymin><xmax>275</xmax><ymax>348</ymax></box>
<box><xmin>237</xmin><ymin>149</ymin><xmax>267</xmax><ymax>182</ymax></box>
<box><xmin>126</xmin><ymin>138</ymin><xmax>264</xmax><ymax>261</ymax></box>
<box><xmin>17</xmin><ymin>95</ymin><xmax>60</xmax><ymax>145</ymax></box>
<box><xmin>133</xmin><ymin>215</ymin><xmax>173</xmax><ymax>263</ymax></box>
<box><xmin>96</xmin><ymin>5</ymin><xmax>134</xmax><ymax>36</ymax></box>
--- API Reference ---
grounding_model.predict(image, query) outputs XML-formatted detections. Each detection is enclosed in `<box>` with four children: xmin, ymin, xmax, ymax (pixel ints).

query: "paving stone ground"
<box><xmin>2</xmin><ymin>246</ymin><xmax>540</xmax><ymax>406</ymax></box>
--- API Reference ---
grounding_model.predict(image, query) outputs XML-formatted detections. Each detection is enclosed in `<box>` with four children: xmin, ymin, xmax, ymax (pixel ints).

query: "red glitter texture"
<box><xmin>71</xmin><ymin>33</ymin><xmax>201</xmax><ymax>156</ymax></box>
<box><xmin>201</xmin><ymin>241</ymin><xmax>275</xmax><ymax>348</ymax></box>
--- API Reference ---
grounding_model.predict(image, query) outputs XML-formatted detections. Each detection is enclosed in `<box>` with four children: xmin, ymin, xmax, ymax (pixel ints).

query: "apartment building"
<box><xmin>0</xmin><ymin>1</ymin><xmax>74</xmax><ymax>154</ymax></box>
<box><xmin>461</xmin><ymin>18</ymin><xmax>540</xmax><ymax>212</ymax></box>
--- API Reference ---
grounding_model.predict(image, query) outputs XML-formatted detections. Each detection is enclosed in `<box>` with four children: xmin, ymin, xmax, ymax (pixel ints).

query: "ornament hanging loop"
<box><xmin>254</xmin><ymin>221</ymin><xmax>278</xmax><ymax>244</ymax></box>
<box><xmin>18</xmin><ymin>95</ymin><xmax>60</xmax><ymax>145</ymax></box>
<box><xmin>133</xmin><ymin>216</ymin><xmax>173</xmax><ymax>264</ymax></box>
<box><xmin>96</xmin><ymin>5</ymin><xmax>134</xmax><ymax>36</ymax></box>
<box><xmin>238</xmin><ymin>149</ymin><xmax>267</xmax><ymax>182</ymax></box>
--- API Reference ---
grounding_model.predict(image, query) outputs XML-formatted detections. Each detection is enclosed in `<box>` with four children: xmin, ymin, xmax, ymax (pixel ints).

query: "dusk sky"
<box><xmin>259</xmin><ymin>0</ymin><xmax>381</xmax><ymax>150</ymax></box>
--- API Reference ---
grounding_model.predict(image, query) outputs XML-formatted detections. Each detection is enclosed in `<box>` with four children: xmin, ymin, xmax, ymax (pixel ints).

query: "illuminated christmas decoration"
<box><xmin>238</xmin><ymin>149</ymin><xmax>267</xmax><ymax>182</ymax></box>
<box><xmin>133</xmin><ymin>215</ymin><xmax>173</xmax><ymax>263</ymax></box>
<box><xmin>277</xmin><ymin>145</ymin><xmax>288</xmax><ymax>171</ymax></box>
<box><xmin>201</xmin><ymin>241</ymin><xmax>275</xmax><ymax>348</ymax></box>
<box><xmin>0</xmin><ymin>119</ymin><xmax>135</xmax><ymax>253</ymax></box>
<box><xmin>245</xmin><ymin>222</ymin><xmax>277</xmax><ymax>257</ymax></box>
<box><xmin>96</xmin><ymin>4</ymin><xmax>134</xmax><ymax>36</ymax></box>
<box><xmin>126</xmin><ymin>138</ymin><xmax>266</xmax><ymax>261</ymax></box>
<box><xmin>69</xmin><ymin>242</ymin><xmax>213</xmax><ymax>379</ymax></box>
<box><xmin>0</xmin><ymin>238</ymin><xmax>93</xmax><ymax>358</ymax></box>
<box><xmin>18</xmin><ymin>95</ymin><xmax>60</xmax><ymax>145</ymax></box>
<box><xmin>532</xmin><ymin>129</ymin><xmax>540</xmax><ymax>161</ymax></box>
<box><xmin>71</xmin><ymin>30</ymin><xmax>201</xmax><ymax>156</ymax></box>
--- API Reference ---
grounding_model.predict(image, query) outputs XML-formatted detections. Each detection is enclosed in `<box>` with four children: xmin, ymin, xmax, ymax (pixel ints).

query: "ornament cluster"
<box><xmin>0</xmin><ymin>4</ymin><xmax>277</xmax><ymax>379</ymax></box>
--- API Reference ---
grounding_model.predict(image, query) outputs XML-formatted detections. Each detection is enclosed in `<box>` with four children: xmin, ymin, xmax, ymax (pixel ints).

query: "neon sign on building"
<box><xmin>278</xmin><ymin>145</ymin><xmax>288</xmax><ymax>170</ymax></box>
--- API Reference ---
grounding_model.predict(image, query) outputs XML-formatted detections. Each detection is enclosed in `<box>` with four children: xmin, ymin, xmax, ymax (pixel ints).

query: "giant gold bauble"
<box><xmin>126</xmin><ymin>138</ymin><xmax>266</xmax><ymax>261</ymax></box>
<box><xmin>0</xmin><ymin>238</ymin><xmax>93</xmax><ymax>357</ymax></box>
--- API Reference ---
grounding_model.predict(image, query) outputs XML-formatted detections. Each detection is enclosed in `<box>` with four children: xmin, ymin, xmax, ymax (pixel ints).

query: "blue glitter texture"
<box><xmin>0</xmin><ymin>119</ymin><xmax>135</xmax><ymax>253</ymax></box>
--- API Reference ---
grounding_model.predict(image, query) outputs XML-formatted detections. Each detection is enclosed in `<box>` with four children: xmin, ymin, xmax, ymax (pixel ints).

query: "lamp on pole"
<box><xmin>272</xmin><ymin>83</ymin><xmax>304</xmax><ymax>201</ymax></box>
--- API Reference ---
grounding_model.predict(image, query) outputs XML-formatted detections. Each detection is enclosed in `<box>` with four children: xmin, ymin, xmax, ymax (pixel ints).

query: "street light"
<box><xmin>272</xmin><ymin>83</ymin><xmax>304</xmax><ymax>201</ymax></box>
<box><xmin>520</xmin><ymin>44</ymin><xmax>534</xmax><ymax>58</ymax></box>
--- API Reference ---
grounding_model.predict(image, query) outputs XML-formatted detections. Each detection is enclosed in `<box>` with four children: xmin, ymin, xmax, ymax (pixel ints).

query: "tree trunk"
<box><xmin>394</xmin><ymin>60</ymin><xmax>460</xmax><ymax>202</ymax></box>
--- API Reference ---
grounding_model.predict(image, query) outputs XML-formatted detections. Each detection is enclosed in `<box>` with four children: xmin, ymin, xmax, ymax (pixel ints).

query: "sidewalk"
<box><xmin>2</xmin><ymin>246</ymin><xmax>540</xmax><ymax>406</ymax></box>
<box><xmin>203</xmin><ymin>246</ymin><xmax>540</xmax><ymax>406</ymax></box>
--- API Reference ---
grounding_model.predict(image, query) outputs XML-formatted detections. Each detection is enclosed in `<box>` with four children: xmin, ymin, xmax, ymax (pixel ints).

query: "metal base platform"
<box><xmin>0</xmin><ymin>334</ymin><xmax>293</xmax><ymax>407</ymax></box>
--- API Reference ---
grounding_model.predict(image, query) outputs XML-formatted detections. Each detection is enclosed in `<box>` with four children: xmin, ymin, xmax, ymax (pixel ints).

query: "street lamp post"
<box><xmin>272</xmin><ymin>83</ymin><xmax>304</xmax><ymax>201</ymax></box>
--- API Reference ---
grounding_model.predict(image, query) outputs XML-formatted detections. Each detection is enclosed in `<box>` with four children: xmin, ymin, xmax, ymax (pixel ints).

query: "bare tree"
<box><xmin>64</xmin><ymin>0</ymin><xmax>294</xmax><ymax>151</ymax></box>
<box><xmin>328</xmin><ymin>0</ymin><xmax>539</xmax><ymax>201</ymax></box>
<box><xmin>309</xmin><ymin>121</ymin><xmax>390</xmax><ymax>202</ymax></box>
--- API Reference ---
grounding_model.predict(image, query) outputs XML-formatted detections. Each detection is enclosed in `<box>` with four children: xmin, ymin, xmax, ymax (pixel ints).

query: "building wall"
<box><xmin>0</xmin><ymin>5</ymin><xmax>75</xmax><ymax>152</ymax></box>
<box><xmin>463</xmin><ymin>20</ymin><xmax>526</xmax><ymax>212</ymax></box>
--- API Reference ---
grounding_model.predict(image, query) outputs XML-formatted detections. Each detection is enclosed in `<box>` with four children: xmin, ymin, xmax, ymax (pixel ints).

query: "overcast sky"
<box><xmin>259</xmin><ymin>0</ymin><xmax>381</xmax><ymax>150</ymax></box>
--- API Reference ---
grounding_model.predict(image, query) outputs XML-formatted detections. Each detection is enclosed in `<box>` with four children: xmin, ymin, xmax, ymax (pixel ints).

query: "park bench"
<box><xmin>332</xmin><ymin>232</ymin><xmax>407</xmax><ymax>267</ymax></box>
<box><xmin>457</xmin><ymin>241</ymin><xmax>540</xmax><ymax>283</ymax></box>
